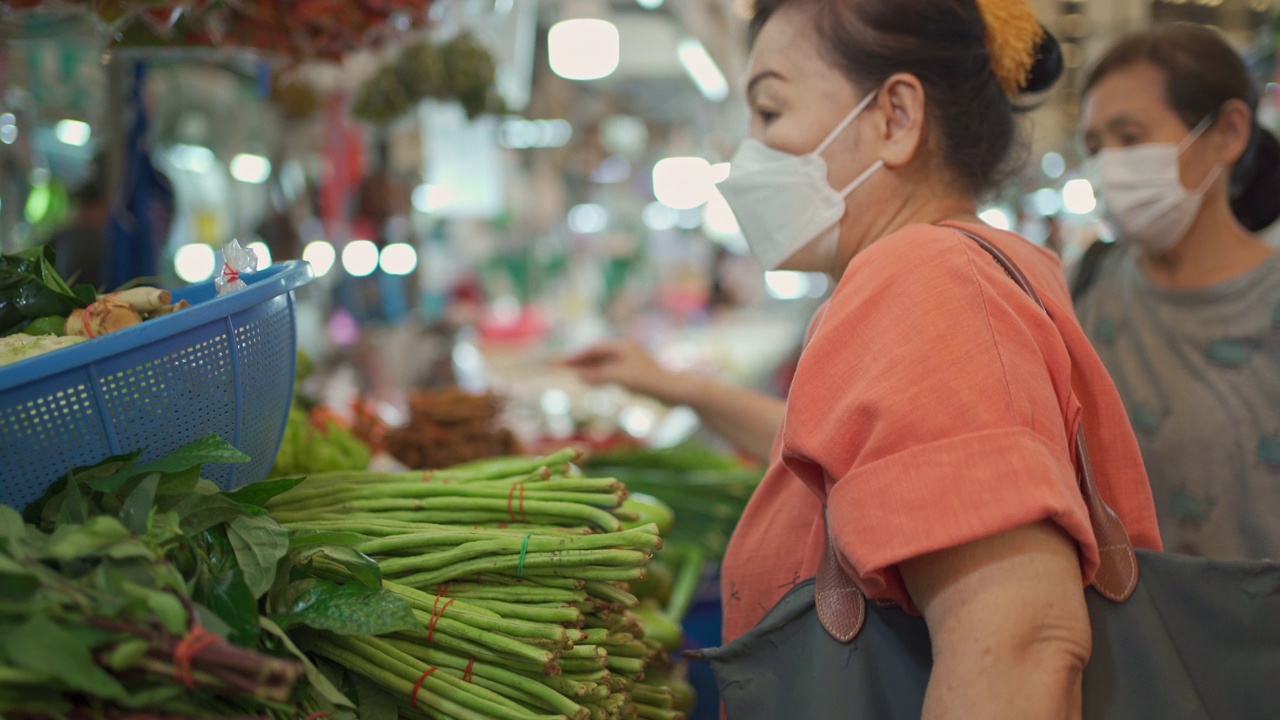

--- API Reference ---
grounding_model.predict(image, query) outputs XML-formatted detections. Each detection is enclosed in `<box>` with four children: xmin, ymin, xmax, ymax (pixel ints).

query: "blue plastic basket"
<box><xmin>0</xmin><ymin>260</ymin><xmax>315</xmax><ymax>510</ymax></box>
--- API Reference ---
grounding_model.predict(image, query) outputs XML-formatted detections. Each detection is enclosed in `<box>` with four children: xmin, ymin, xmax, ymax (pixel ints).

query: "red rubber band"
<box><xmin>410</xmin><ymin>667</ymin><xmax>437</xmax><ymax>709</ymax></box>
<box><xmin>506</xmin><ymin>483</ymin><xmax>518</xmax><ymax>522</ymax></box>
<box><xmin>80</xmin><ymin>305</ymin><xmax>96</xmax><ymax>339</ymax></box>
<box><xmin>222</xmin><ymin>262</ymin><xmax>239</xmax><ymax>285</ymax></box>
<box><xmin>427</xmin><ymin>598</ymin><xmax>455</xmax><ymax>642</ymax></box>
<box><xmin>463</xmin><ymin>657</ymin><xmax>476</xmax><ymax>682</ymax></box>
<box><xmin>518</xmin><ymin>483</ymin><xmax>528</xmax><ymax>523</ymax></box>
<box><xmin>172</xmin><ymin>626</ymin><xmax>219</xmax><ymax>688</ymax></box>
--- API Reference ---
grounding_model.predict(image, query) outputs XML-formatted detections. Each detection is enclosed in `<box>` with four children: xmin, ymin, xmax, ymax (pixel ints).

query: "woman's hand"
<box><xmin>562</xmin><ymin>339</ymin><xmax>786</xmax><ymax>464</ymax></box>
<box><xmin>901</xmin><ymin>520</ymin><xmax>1092</xmax><ymax>720</ymax></box>
<box><xmin>562</xmin><ymin>340</ymin><xmax>692</xmax><ymax>406</ymax></box>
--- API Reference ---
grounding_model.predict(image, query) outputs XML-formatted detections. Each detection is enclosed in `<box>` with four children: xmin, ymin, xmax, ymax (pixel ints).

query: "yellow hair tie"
<box><xmin>973</xmin><ymin>0</ymin><xmax>1044</xmax><ymax>95</ymax></box>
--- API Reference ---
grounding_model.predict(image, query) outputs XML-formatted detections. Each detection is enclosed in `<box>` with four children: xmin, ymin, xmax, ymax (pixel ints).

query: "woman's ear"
<box><xmin>877</xmin><ymin>73</ymin><xmax>928</xmax><ymax>169</ymax></box>
<box><xmin>1212</xmin><ymin>98</ymin><xmax>1253</xmax><ymax>166</ymax></box>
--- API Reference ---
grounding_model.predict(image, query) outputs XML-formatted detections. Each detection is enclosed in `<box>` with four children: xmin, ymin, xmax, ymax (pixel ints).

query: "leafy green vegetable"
<box><xmin>0</xmin><ymin>246</ymin><xmax>95</xmax><ymax>336</ymax></box>
<box><xmin>88</xmin><ymin>435</ymin><xmax>250</xmax><ymax>494</ymax></box>
<box><xmin>290</xmin><ymin>544</ymin><xmax>384</xmax><ymax>589</ymax></box>
<box><xmin>273</xmin><ymin>579</ymin><xmax>418</xmax><ymax>636</ymax></box>
<box><xmin>119</xmin><ymin>473</ymin><xmax>160</xmax><ymax>535</ymax></box>
<box><xmin>260</xmin><ymin>617</ymin><xmax>356</xmax><ymax>710</ymax></box>
<box><xmin>3</xmin><ymin>615</ymin><xmax>129</xmax><ymax>700</ymax></box>
<box><xmin>227</xmin><ymin>515</ymin><xmax>290</xmax><ymax>599</ymax></box>
<box><xmin>226</xmin><ymin>475</ymin><xmax>307</xmax><ymax>509</ymax></box>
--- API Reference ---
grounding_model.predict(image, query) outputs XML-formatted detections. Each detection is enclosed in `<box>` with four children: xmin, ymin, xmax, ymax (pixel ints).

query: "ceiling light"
<box><xmin>1062</xmin><ymin>179</ymin><xmax>1097</xmax><ymax>215</ymax></box>
<box><xmin>245</xmin><ymin>241</ymin><xmax>272</xmax><ymax>268</ymax></box>
<box><xmin>302</xmin><ymin>240</ymin><xmax>336</xmax><ymax>277</ymax></box>
<box><xmin>230</xmin><ymin>153</ymin><xmax>271</xmax><ymax>184</ymax></box>
<box><xmin>548</xmin><ymin>19</ymin><xmax>620</xmax><ymax>81</ymax></box>
<box><xmin>653</xmin><ymin>156</ymin><xmax>715</xmax><ymax>210</ymax></box>
<box><xmin>54</xmin><ymin>119</ymin><xmax>91</xmax><ymax>147</ymax></box>
<box><xmin>174</xmin><ymin>244</ymin><xmax>216</xmax><ymax>283</ymax></box>
<box><xmin>978</xmin><ymin>207</ymin><xmax>1012</xmax><ymax>231</ymax></box>
<box><xmin>677</xmin><ymin>38</ymin><xmax>729</xmax><ymax>102</ymax></box>
<box><xmin>342</xmin><ymin>240</ymin><xmax>379</xmax><ymax>277</ymax></box>
<box><xmin>379</xmin><ymin>243</ymin><xmax>419</xmax><ymax>275</ymax></box>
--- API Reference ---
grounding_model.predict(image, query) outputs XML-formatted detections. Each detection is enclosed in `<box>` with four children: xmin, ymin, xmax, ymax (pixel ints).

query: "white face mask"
<box><xmin>1094</xmin><ymin>117</ymin><xmax>1221</xmax><ymax>255</ymax></box>
<box><xmin>716</xmin><ymin>91</ymin><xmax>884</xmax><ymax>272</ymax></box>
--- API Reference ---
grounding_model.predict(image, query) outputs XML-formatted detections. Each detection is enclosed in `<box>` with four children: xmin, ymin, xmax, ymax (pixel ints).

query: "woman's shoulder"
<box><xmin>839</xmin><ymin>222</ymin><xmax>1070</xmax><ymax>312</ymax></box>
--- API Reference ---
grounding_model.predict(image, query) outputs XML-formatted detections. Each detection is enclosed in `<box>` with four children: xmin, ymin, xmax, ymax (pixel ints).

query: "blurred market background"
<box><xmin>1</xmin><ymin>1</ymin><xmax>1279</xmax><ymax>716</ymax></box>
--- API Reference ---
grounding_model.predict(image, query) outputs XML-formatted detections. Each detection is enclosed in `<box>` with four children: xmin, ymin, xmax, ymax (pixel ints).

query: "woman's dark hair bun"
<box><xmin>1021</xmin><ymin>26</ymin><xmax>1063</xmax><ymax>95</ymax></box>
<box><xmin>1230</xmin><ymin>126</ymin><xmax>1280</xmax><ymax>232</ymax></box>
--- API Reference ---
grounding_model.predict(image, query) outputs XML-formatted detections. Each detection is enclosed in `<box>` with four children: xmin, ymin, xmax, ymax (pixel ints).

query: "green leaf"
<box><xmin>1</xmin><ymin>615</ymin><xmax>127</xmax><ymax>700</ymax></box>
<box><xmin>146</xmin><ymin>591</ymin><xmax>188</xmax><ymax>635</ymax></box>
<box><xmin>103</xmin><ymin>539</ymin><xmax>155</xmax><ymax>561</ymax></box>
<box><xmin>154</xmin><ymin>465</ymin><xmax>202</xmax><ymax>498</ymax></box>
<box><xmin>105</xmin><ymin>637</ymin><xmax>150</xmax><ymax>671</ymax></box>
<box><xmin>147</xmin><ymin>511</ymin><xmax>184</xmax><ymax>546</ymax></box>
<box><xmin>201</xmin><ymin>568</ymin><xmax>259</xmax><ymax>647</ymax></box>
<box><xmin>287</xmin><ymin>529</ymin><xmax>371</xmax><ymax>550</ymax></box>
<box><xmin>171</xmin><ymin>493</ymin><xmax>252</xmax><ymax>535</ymax></box>
<box><xmin>227</xmin><ymin>515</ymin><xmax>289</xmax><ymax>599</ymax></box>
<box><xmin>0</xmin><ymin>506</ymin><xmax>23</xmax><ymax>543</ymax></box>
<box><xmin>43</xmin><ymin>517</ymin><xmax>132</xmax><ymax>562</ymax></box>
<box><xmin>353</xmin><ymin>671</ymin><xmax>399</xmax><ymax>720</ymax></box>
<box><xmin>272</xmin><ymin>579</ymin><xmax>418</xmax><ymax>636</ymax></box>
<box><xmin>88</xmin><ymin>435</ymin><xmax>249</xmax><ymax>494</ymax></box>
<box><xmin>119</xmin><ymin>473</ymin><xmax>160</xmax><ymax>535</ymax></box>
<box><xmin>225</xmin><ymin>476</ymin><xmax>307</xmax><ymax>508</ymax></box>
<box><xmin>193</xmin><ymin>601</ymin><xmax>233</xmax><ymax>639</ymax></box>
<box><xmin>54</xmin><ymin>477</ymin><xmax>87</xmax><ymax>528</ymax></box>
<box><xmin>259</xmin><ymin>617</ymin><xmax>356</xmax><ymax>709</ymax></box>
<box><xmin>293</xmin><ymin>545</ymin><xmax>382</xmax><ymax>589</ymax></box>
<box><xmin>118</xmin><ymin>684</ymin><xmax>187</xmax><ymax>708</ymax></box>
<box><xmin>0</xmin><ymin>572</ymin><xmax>38</xmax><ymax>603</ymax></box>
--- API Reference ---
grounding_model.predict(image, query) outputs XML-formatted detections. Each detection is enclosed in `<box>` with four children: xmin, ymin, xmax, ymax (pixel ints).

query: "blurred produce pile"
<box><xmin>272</xmin><ymin>353</ymin><xmax>373</xmax><ymax>478</ymax></box>
<box><xmin>1</xmin><ymin>0</ymin><xmax>436</xmax><ymax>63</ymax></box>
<box><xmin>584</xmin><ymin>444</ymin><xmax>763</xmax><ymax>561</ymax></box>
<box><xmin>353</xmin><ymin>33</ymin><xmax>503</xmax><ymax>122</ymax></box>
<box><xmin>385</xmin><ymin>387</ymin><xmax>521</xmax><ymax>470</ymax></box>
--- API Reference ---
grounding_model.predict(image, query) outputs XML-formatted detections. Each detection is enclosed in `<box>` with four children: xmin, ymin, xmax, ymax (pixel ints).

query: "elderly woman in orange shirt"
<box><xmin>568</xmin><ymin>0</ymin><xmax>1162</xmax><ymax>716</ymax></box>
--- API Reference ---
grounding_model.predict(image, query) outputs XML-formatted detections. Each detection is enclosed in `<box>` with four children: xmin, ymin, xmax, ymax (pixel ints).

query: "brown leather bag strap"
<box><xmin>813</xmin><ymin>227</ymin><xmax>1139</xmax><ymax>643</ymax></box>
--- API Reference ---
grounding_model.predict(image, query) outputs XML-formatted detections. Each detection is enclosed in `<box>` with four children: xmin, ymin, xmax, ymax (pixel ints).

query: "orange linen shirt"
<box><xmin>720</xmin><ymin>222</ymin><xmax>1162</xmax><ymax>643</ymax></box>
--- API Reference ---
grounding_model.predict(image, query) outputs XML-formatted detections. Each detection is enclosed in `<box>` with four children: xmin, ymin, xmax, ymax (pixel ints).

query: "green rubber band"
<box><xmin>517</xmin><ymin>533</ymin><xmax>532</xmax><ymax>578</ymax></box>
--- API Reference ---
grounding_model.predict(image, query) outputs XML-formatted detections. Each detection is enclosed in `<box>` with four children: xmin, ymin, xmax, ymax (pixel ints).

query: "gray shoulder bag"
<box><xmin>692</xmin><ymin>229</ymin><xmax>1280</xmax><ymax>719</ymax></box>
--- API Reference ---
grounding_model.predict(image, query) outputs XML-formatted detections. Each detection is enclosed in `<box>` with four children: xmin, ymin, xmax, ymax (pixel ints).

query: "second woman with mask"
<box><xmin>1076</xmin><ymin>25</ymin><xmax>1280</xmax><ymax>560</ymax></box>
<box><xmin>569</xmin><ymin>0</ymin><xmax>1162</xmax><ymax>714</ymax></box>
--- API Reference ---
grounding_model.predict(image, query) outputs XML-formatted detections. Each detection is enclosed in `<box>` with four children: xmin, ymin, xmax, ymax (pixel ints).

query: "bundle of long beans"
<box><xmin>267</xmin><ymin>450</ymin><xmax>684</xmax><ymax>720</ymax></box>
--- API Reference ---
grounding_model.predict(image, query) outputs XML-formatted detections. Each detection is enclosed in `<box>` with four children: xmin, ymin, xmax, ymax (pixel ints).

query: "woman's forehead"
<box><xmin>1082</xmin><ymin>64</ymin><xmax>1173</xmax><ymax>125</ymax></box>
<box><xmin>748</xmin><ymin>7</ymin><xmax>826</xmax><ymax>78</ymax></box>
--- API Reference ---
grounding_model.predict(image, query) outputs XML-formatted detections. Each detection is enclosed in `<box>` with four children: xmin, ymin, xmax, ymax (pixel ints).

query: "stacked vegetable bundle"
<box><xmin>266</xmin><ymin>450</ymin><xmax>685</xmax><ymax>720</ymax></box>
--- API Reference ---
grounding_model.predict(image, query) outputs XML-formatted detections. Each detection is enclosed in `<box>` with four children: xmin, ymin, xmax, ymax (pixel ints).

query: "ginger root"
<box><xmin>147</xmin><ymin>299</ymin><xmax>191</xmax><ymax>319</ymax></box>
<box><xmin>105</xmin><ymin>287</ymin><xmax>172</xmax><ymax>313</ymax></box>
<box><xmin>66</xmin><ymin>298</ymin><xmax>143</xmax><ymax>338</ymax></box>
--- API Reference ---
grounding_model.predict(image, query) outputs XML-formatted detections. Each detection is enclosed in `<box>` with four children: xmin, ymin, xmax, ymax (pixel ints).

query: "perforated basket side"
<box><xmin>224</xmin><ymin>292</ymin><xmax>297</xmax><ymax>491</ymax></box>
<box><xmin>94</xmin><ymin>317</ymin><xmax>240</xmax><ymax>489</ymax></box>
<box><xmin>0</xmin><ymin>369</ymin><xmax>113</xmax><ymax>510</ymax></box>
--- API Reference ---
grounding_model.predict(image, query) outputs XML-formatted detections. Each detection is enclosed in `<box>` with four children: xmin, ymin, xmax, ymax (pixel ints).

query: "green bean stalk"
<box><xmin>269</xmin><ymin>451</ymin><xmax>685</xmax><ymax>720</ymax></box>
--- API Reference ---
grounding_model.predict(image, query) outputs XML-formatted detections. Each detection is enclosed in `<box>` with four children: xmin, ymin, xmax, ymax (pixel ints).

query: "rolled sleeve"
<box><xmin>826</xmin><ymin>427</ymin><xmax>1098</xmax><ymax>610</ymax></box>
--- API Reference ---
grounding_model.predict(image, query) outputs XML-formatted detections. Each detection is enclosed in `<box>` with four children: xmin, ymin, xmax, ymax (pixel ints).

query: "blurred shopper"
<box><xmin>1075</xmin><ymin>25</ymin><xmax>1280</xmax><ymax>559</ymax></box>
<box><xmin>569</xmin><ymin>1</ymin><xmax>1162</xmax><ymax>714</ymax></box>
<box><xmin>48</xmin><ymin>170</ymin><xmax>110</xmax><ymax>290</ymax></box>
